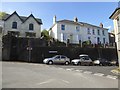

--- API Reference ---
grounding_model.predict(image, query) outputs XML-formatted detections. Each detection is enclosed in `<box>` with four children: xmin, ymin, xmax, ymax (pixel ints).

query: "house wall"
<box><xmin>80</xmin><ymin>24</ymin><xmax>109</xmax><ymax>44</ymax></box>
<box><xmin>22</xmin><ymin>16</ymin><xmax>41</xmax><ymax>38</ymax></box>
<box><xmin>4</xmin><ymin>14</ymin><xmax>22</xmax><ymax>35</ymax></box>
<box><xmin>57</xmin><ymin>22</ymin><xmax>81</xmax><ymax>44</ymax></box>
<box><xmin>50</xmin><ymin>24</ymin><xmax>58</xmax><ymax>39</ymax></box>
<box><xmin>51</xmin><ymin>22</ymin><xmax>109</xmax><ymax>44</ymax></box>
<box><xmin>3</xmin><ymin>14</ymin><xmax>41</xmax><ymax>38</ymax></box>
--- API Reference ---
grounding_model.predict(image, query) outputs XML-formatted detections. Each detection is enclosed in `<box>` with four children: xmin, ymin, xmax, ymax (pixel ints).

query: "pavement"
<box><xmin>2</xmin><ymin>61</ymin><xmax>119</xmax><ymax>88</ymax></box>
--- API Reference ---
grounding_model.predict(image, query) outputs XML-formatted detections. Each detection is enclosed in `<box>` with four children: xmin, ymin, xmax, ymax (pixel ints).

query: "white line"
<box><xmin>66</xmin><ymin>69</ymin><xmax>72</xmax><ymax>71</ymax></box>
<box><xmin>75</xmin><ymin>70</ymin><xmax>80</xmax><ymax>72</ymax></box>
<box><xmin>58</xmin><ymin>68</ymin><xmax>63</xmax><ymax>70</ymax></box>
<box><xmin>106</xmin><ymin>75</ymin><xmax>118</xmax><ymax>79</ymax></box>
<box><xmin>94</xmin><ymin>73</ymin><xmax>104</xmax><ymax>76</ymax></box>
<box><xmin>79</xmin><ymin>70</ymin><xmax>83</xmax><ymax>72</ymax></box>
<box><xmin>36</xmin><ymin>79</ymin><xmax>54</xmax><ymax>85</ymax></box>
<box><xmin>83</xmin><ymin>71</ymin><xmax>92</xmax><ymax>74</ymax></box>
<box><xmin>61</xmin><ymin>80</ymin><xmax>70</xmax><ymax>84</ymax></box>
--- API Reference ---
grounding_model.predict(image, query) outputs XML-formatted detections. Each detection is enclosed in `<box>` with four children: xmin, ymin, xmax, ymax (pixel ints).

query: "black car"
<box><xmin>93</xmin><ymin>58</ymin><xmax>111</xmax><ymax>66</ymax></box>
<box><xmin>109</xmin><ymin>59</ymin><xmax>119</xmax><ymax>66</ymax></box>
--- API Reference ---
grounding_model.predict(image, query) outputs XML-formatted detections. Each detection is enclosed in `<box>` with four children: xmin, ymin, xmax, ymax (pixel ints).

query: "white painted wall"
<box><xmin>50</xmin><ymin>21</ymin><xmax>109</xmax><ymax>44</ymax></box>
<box><xmin>3</xmin><ymin>14</ymin><xmax>41</xmax><ymax>38</ymax></box>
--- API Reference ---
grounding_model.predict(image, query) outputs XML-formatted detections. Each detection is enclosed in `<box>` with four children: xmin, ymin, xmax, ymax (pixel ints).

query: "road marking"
<box><xmin>75</xmin><ymin>70</ymin><xmax>80</xmax><ymax>72</ymax></box>
<box><xmin>58</xmin><ymin>68</ymin><xmax>63</xmax><ymax>70</ymax></box>
<box><xmin>79</xmin><ymin>70</ymin><xmax>83</xmax><ymax>72</ymax></box>
<box><xmin>61</xmin><ymin>80</ymin><xmax>70</xmax><ymax>84</ymax></box>
<box><xmin>94</xmin><ymin>73</ymin><xmax>104</xmax><ymax>76</ymax></box>
<box><xmin>66</xmin><ymin>69</ymin><xmax>72</xmax><ymax>71</ymax></box>
<box><xmin>106</xmin><ymin>75</ymin><xmax>118</xmax><ymax>79</ymax></box>
<box><xmin>36</xmin><ymin>79</ymin><xmax>54</xmax><ymax>85</ymax></box>
<box><xmin>83</xmin><ymin>71</ymin><xmax>92</xmax><ymax>74</ymax></box>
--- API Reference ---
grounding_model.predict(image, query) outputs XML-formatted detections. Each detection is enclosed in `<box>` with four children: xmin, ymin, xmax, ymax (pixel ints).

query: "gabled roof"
<box><xmin>1</xmin><ymin>11</ymin><xmax>42</xmax><ymax>25</ymax></box>
<box><xmin>50</xmin><ymin>19</ymin><xmax>108</xmax><ymax>30</ymax></box>
<box><xmin>22</xmin><ymin>14</ymin><xmax>42</xmax><ymax>24</ymax></box>
<box><xmin>109</xmin><ymin>7</ymin><xmax>120</xmax><ymax>19</ymax></box>
<box><xmin>4</xmin><ymin>11</ymin><xmax>23</xmax><ymax>21</ymax></box>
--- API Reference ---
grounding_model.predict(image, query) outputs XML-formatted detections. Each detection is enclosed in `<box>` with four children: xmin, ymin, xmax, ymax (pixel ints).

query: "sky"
<box><xmin>1</xmin><ymin>2</ymin><xmax>119</xmax><ymax>31</ymax></box>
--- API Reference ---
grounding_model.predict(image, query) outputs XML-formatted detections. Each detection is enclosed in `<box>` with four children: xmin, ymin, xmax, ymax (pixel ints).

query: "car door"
<box><xmin>60</xmin><ymin>55</ymin><xmax>66</xmax><ymax>64</ymax></box>
<box><xmin>84</xmin><ymin>56</ymin><xmax>91</xmax><ymax>65</ymax></box>
<box><xmin>53</xmin><ymin>55</ymin><xmax>61</xmax><ymax>64</ymax></box>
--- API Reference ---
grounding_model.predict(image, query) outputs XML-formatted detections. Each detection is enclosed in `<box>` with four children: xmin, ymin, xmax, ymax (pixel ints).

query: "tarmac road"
<box><xmin>2</xmin><ymin>62</ymin><xmax>119</xmax><ymax>88</ymax></box>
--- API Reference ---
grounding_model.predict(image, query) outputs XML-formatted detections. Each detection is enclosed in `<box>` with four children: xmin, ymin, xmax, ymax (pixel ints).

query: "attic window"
<box><xmin>12</xmin><ymin>22</ymin><xmax>17</xmax><ymax>29</ymax></box>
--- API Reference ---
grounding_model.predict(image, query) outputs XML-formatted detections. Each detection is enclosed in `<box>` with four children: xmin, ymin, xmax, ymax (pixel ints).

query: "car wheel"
<box><xmin>48</xmin><ymin>61</ymin><xmax>53</xmax><ymax>65</ymax></box>
<box><xmin>65</xmin><ymin>61</ymin><xmax>69</xmax><ymax>65</ymax></box>
<box><xmin>89</xmin><ymin>62</ymin><xmax>93</xmax><ymax>66</ymax></box>
<box><xmin>99</xmin><ymin>63</ymin><xmax>103</xmax><ymax>66</ymax></box>
<box><xmin>77</xmin><ymin>62</ymin><xmax>81</xmax><ymax>65</ymax></box>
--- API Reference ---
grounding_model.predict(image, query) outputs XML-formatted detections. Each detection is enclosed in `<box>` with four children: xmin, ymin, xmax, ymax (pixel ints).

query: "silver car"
<box><xmin>71</xmin><ymin>54</ymin><xmax>93</xmax><ymax>65</ymax></box>
<box><xmin>43</xmin><ymin>55</ymin><xmax>70</xmax><ymax>65</ymax></box>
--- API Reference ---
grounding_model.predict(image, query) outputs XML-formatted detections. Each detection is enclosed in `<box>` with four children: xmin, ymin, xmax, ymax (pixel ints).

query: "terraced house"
<box><xmin>0</xmin><ymin>11</ymin><xmax>42</xmax><ymax>38</ymax></box>
<box><xmin>49</xmin><ymin>16</ymin><xmax>109</xmax><ymax>45</ymax></box>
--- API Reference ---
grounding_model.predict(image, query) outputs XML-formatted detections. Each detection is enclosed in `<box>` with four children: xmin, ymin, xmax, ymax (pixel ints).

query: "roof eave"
<box><xmin>109</xmin><ymin>8</ymin><xmax>120</xmax><ymax>19</ymax></box>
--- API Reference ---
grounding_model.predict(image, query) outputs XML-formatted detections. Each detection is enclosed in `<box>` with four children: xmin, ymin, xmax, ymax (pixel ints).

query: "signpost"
<box><xmin>27</xmin><ymin>38</ymin><xmax>32</xmax><ymax>62</ymax></box>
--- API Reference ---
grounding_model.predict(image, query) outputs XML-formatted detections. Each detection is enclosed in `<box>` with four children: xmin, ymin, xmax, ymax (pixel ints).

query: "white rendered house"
<box><xmin>0</xmin><ymin>11</ymin><xmax>42</xmax><ymax>38</ymax></box>
<box><xmin>110</xmin><ymin>3</ymin><xmax>120</xmax><ymax>66</ymax></box>
<box><xmin>49</xmin><ymin>16</ymin><xmax>109</xmax><ymax>44</ymax></box>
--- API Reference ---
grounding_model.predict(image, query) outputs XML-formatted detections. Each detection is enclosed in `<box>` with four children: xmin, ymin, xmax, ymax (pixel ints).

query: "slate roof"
<box><xmin>1</xmin><ymin>11</ymin><xmax>42</xmax><ymax>25</ymax></box>
<box><xmin>50</xmin><ymin>19</ymin><xmax>108</xmax><ymax>30</ymax></box>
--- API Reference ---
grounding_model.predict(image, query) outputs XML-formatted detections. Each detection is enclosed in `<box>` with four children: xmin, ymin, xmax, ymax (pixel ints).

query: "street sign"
<box><xmin>49</xmin><ymin>51</ymin><xmax>57</xmax><ymax>53</ymax></box>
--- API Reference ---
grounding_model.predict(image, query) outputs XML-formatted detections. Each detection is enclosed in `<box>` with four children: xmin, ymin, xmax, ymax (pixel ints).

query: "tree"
<box><xmin>41</xmin><ymin>29</ymin><xmax>52</xmax><ymax>41</ymax></box>
<box><xmin>0</xmin><ymin>12</ymin><xmax>7</xmax><ymax>19</ymax></box>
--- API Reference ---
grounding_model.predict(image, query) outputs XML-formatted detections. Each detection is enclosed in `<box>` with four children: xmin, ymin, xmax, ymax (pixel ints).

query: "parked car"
<box><xmin>93</xmin><ymin>58</ymin><xmax>111</xmax><ymax>66</ymax></box>
<box><xmin>43</xmin><ymin>55</ymin><xmax>70</xmax><ymax>65</ymax></box>
<box><xmin>109</xmin><ymin>59</ymin><xmax>119</xmax><ymax>66</ymax></box>
<box><xmin>71</xmin><ymin>54</ymin><xmax>93</xmax><ymax>65</ymax></box>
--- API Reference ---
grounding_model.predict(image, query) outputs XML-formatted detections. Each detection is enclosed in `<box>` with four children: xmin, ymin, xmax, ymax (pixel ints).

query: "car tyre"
<box><xmin>77</xmin><ymin>62</ymin><xmax>81</xmax><ymax>65</ymax></box>
<box><xmin>65</xmin><ymin>61</ymin><xmax>69</xmax><ymax>65</ymax></box>
<box><xmin>99</xmin><ymin>63</ymin><xmax>103</xmax><ymax>66</ymax></box>
<box><xmin>48</xmin><ymin>61</ymin><xmax>53</xmax><ymax>65</ymax></box>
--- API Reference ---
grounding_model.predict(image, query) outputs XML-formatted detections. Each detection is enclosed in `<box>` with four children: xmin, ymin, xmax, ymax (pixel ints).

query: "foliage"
<box><xmin>41</xmin><ymin>29</ymin><xmax>52</xmax><ymax>41</ymax></box>
<box><xmin>0</xmin><ymin>12</ymin><xmax>7</xmax><ymax>19</ymax></box>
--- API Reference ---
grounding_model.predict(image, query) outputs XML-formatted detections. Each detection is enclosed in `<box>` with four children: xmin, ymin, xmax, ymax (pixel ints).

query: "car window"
<box><xmin>61</xmin><ymin>56</ymin><xmax>66</xmax><ymax>59</ymax></box>
<box><xmin>55</xmin><ymin>56</ymin><xmax>60</xmax><ymax>59</ymax></box>
<box><xmin>84</xmin><ymin>56</ymin><xmax>90</xmax><ymax>60</ymax></box>
<box><xmin>81</xmin><ymin>56</ymin><xmax>89</xmax><ymax>60</ymax></box>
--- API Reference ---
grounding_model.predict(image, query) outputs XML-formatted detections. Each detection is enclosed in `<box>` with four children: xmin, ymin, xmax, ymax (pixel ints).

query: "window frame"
<box><xmin>29</xmin><ymin>23</ymin><xmax>34</xmax><ymax>30</ymax></box>
<box><xmin>12</xmin><ymin>22</ymin><xmax>17</xmax><ymax>29</ymax></box>
<box><xmin>61</xmin><ymin>24</ymin><xmax>65</xmax><ymax>30</ymax></box>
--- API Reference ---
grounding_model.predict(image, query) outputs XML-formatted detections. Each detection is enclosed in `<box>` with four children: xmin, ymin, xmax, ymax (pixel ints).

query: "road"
<box><xmin>52</xmin><ymin>65</ymin><xmax>119</xmax><ymax>77</ymax></box>
<box><xmin>2</xmin><ymin>62</ymin><xmax>119</xmax><ymax>88</ymax></box>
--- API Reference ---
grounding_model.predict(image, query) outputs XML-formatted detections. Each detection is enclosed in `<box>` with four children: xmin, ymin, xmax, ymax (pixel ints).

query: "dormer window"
<box><xmin>29</xmin><ymin>23</ymin><xmax>34</xmax><ymax>30</ymax></box>
<box><xmin>12</xmin><ymin>22</ymin><xmax>17</xmax><ymax>29</ymax></box>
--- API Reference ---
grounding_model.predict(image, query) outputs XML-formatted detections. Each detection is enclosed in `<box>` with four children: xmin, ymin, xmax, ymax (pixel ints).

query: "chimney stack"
<box><xmin>53</xmin><ymin>15</ymin><xmax>57</xmax><ymax>24</ymax></box>
<box><xmin>99</xmin><ymin>23</ymin><xmax>103</xmax><ymax>28</ymax></box>
<box><xmin>74</xmin><ymin>17</ymin><xmax>78</xmax><ymax>22</ymax></box>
